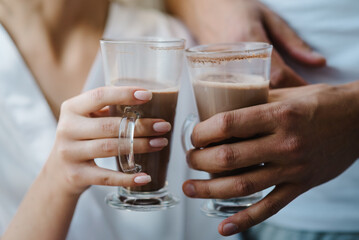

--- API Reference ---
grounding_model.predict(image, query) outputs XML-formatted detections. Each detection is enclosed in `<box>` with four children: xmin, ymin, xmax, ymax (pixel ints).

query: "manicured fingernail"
<box><xmin>183</xmin><ymin>183</ymin><xmax>196</xmax><ymax>197</ymax></box>
<box><xmin>153</xmin><ymin>122</ymin><xmax>172</xmax><ymax>132</ymax></box>
<box><xmin>222</xmin><ymin>223</ymin><xmax>239</xmax><ymax>235</ymax></box>
<box><xmin>134</xmin><ymin>175</ymin><xmax>152</xmax><ymax>184</ymax></box>
<box><xmin>149</xmin><ymin>138</ymin><xmax>168</xmax><ymax>148</ymax></box>
<box><xmin>134</xmin><ymin>91</ymin><xmax>152</xmax><ymax>101</ymax></box>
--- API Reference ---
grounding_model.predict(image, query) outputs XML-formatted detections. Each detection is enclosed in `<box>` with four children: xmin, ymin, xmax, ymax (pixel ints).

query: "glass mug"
<box><xmin>182</xmin><ymin>42</ymin><xmax>273</xmax><ymax>217</ymax></box>
<box><xmin>100</xmin><ymin>38</ymin><xmax>185</xmax><ymax>211</ymax></box>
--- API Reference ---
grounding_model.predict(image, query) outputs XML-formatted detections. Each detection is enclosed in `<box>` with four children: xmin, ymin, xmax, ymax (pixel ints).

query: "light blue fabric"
<box><xmin>241</xmin><ymin>223</ymin><xmax>359</xmax><ymax>240</ymax></box>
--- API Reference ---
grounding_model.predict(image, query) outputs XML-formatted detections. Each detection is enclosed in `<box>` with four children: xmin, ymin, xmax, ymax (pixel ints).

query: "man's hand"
<box><xmin>183</xmin><ymin>82</ymin><xmax>359</xmax><ymax>236</ymax></box>
<box><xmin>166</xmin><ymin>0</ymin><xmax>326</xmax><ymax>88</ymax></box>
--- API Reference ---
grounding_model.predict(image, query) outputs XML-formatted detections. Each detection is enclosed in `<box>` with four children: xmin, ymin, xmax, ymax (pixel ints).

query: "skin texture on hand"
<box><xmin>166</xmin><ymin>0</ymin><xmax>326</xmax><ymax>88</ymax></box>
<box><xmin>3</xmin><ymin>87</ymin><xmax>171</xmax><ymax>240</ymax></box>
<box><xmin>183</xmin><ymin>81</ymin><xmax>359</xmax><ymax>236</ymax></box>
<box><xmin>47</xmin><ymin>86</ymin><xmax>171</xmax><ymax>196</ymax></box>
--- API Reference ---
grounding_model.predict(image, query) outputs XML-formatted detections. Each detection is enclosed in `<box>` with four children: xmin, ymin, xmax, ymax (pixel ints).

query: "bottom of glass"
<box><xmin>105</xmin><ymin>187</ymin><xmax>179</xmax><ymax>212</ymax></box>
<box><xmin>201</xmin><ymin>192</ymin><xmax>262</xmax><ymax>217</ymax></box>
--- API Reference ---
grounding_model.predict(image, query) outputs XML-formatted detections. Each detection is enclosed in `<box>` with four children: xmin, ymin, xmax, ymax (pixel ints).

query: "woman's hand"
<box><xmin>183</xmin><ymin>81</ymin><xmax>359</xmax><ymax>236</ymax></box>
<box><xmin>166</xmin><ymin>0</ymin><xmax>326</xmax><ymax>88</ymax></box>
<box><xmin>3</xmin><ymin>86</ymin><xmax>172</xmax><ymax>240</ymax></box>
<box><xmin>44</xmin><ymin>86</ymin><xmax>171</xmax><ymax>196</ymax></box>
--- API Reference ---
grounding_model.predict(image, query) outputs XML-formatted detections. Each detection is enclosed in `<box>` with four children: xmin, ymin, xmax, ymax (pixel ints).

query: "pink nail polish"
<box><xmin>134</xmin><ymin>91</ymin><xmax>152</xmax><ymax>101</ymax></box>
<box><xmin>149</xmin><ymin>138</ymin><xmax>168</xmax><ymax>148</ymax></box>
<box><xmin>134</xmin><ymin>175</ymin><xmax>152</xmax><ymax>184</ymax></box>
<box><xmin>153</xmin><ymin>122</ymin><xmax>172</xmax><ymax>132</ymax></box>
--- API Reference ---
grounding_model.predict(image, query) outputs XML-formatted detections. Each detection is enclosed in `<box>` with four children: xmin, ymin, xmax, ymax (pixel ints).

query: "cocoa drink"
<box><xmin>193</xmin><ymin>73</ymin><xmax>269</xmax><ymax>178</ymax></box>
<box><xmin>193</xmin><ymin>73</ymin><xmax>268</xmax><ymax>121</ymax></box>
<box><xmin>110</xmin><ymin>79</ymin><xmax>178</xmax><ymax>192</ymax></box>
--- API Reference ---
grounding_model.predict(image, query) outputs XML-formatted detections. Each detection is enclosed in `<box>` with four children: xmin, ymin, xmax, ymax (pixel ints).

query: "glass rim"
<box><xmin>186</xmin><ymin>42</ymin><xmax>273</xmax><ymax>55</ymax></box>
<box><xmin>100</xmin><ymin>37</ymin><xmax>186</xmax><ymax>45</ymax></box>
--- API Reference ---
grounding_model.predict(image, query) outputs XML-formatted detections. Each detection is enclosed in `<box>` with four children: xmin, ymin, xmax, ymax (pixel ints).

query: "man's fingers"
<box><xmin>218</xmin><ymin>184</ymin><xmax>302</xmax><ymax>236</ymax></box>
<box><xmin>182</xmin><ymin>166</ymin><xmax>282</xmax><ymax>199</ymax></box>
<box><xmin>62</xmin><ymin>87</ymin><xmax>152</xmax><ymax>116</ymax></box>
<box><xmin>270</xmin><ymin>51</ymin><xmax>308</xmax><ymax>88</ymax></box>
<box><xmin>61</xmin><ymin>138</ymin><xmax>168</xmax><ymax>160</ymax></box>
<box><xmin>187</xmin><ymin>135</ymin><xmax>278</xmax><ymax>173</ymax></box>
<box><xmin>261</xmin><ymin>5</ymin><xmax>326</xmax><ymax>67</ymax></box>
<box><xmin>60</xmin><ymin>117</ymin><xmax>171</xmax><ymax>140</ymax></box>
<box><xmin>191</xmin><ymin>106</ymin><xmax>276</xmax><ymax>148</ymax></box>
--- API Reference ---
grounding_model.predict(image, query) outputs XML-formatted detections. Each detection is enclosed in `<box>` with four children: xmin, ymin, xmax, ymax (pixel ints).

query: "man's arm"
<box><xmin>165</xmin><ymin>0</ymin><xmax>326</xmax><ymax>88</ymax></box>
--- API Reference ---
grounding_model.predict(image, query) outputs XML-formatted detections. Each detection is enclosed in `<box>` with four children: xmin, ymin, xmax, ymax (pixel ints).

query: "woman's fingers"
<box><xmin>61</xmin><ymin>137</ymin><xmax>168</xmax><ymax>160</ymax></box>
<box><xmin>88</xmin><ymin>137</ymin><xmax>168</xmax><ymax>158</ymax></box>
<box><xmin>89</xmin><ymin>106</ymin><xmax>111</xmax><ymax>118</ymax></box>
<box><xmin>86</xmin><ymin>167</ymin><xmax>152</xmax><ymax>187</ymax></box>
<box><xmin>62</xmin><ymin>87</ymin><xmax>152</xmax><ymax>116</ymax></box>
<box><xmin>182</xmin><ymin>165</ymin><xmax>282</xmax><ymax>199</ymax></box>
<box><xmin>61</xmin><ymin>117</ymin><xmax>171</xmax><ymax>140</ymax></box>
<box><xmin>218</xmin><ymin>184</ymin><xmax>303</xmax><ymax>236</ymax></box>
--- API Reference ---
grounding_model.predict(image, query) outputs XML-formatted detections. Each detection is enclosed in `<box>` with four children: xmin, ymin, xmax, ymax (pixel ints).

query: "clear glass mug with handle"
<box><xmin>182</xmin><ymin>42</ymin><xmax>273</xmax><ymax>217</ymax></box>
<box><xmin>100</xmin><ymin>38</ymin><xmax>185</xmax><ymax>211</ymax></box>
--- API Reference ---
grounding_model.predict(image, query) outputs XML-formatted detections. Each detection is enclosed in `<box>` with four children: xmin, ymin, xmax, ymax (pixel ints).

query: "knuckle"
<box><xmin>201</xmin><ymin>182</ymin><xmax>214</xmax><ymax>198</ymax></box>
<box><xmin>240</xmin><ymin>212</ymin><xmax>257</xmax><ymax>229</ymax></box>
<box><xmin>233</xmin><ymin>177</ymin><xmax>255</xmax><ymax>196</ymax></box>
<box><xmin>262</xmin><ymin>198</ymin><xmax>282</xmax><ymax>216</ymax></box>
<box><xmin>57</xmin><ymin>144</ymin><xmax>72</xmax><ymax>159</ymax></box>
<box><xmin>56</xmin><ymin>117</ymin><xmax>71</xmax><ymax>138</ymax></box>
<box><xmin>217</xmin><ymin>112</ymin><xmax>234</xmax><ymax>136</ymax></box>
<box><xmin>275</xmin><ymin>104</ymin><xmax>301</xmax><ymax>128</ymax></box>
<box><xmin>90</xmin><ymin>87</ymin><xmax>105</xmax><ymax>103</ymax></box>
<box><xmin>216</xmin><ymin>145</ymin><xmax>235</xmax><ymax>169</ymax></box>
<box><xmin>65</xmin><ymin>167</ymin><xmax>82</xmax><ymax>185</ymax></box>
<box><xmin>283</xmin><ymin>136</ymin><xmax>305</xmax><ymax>159</ymax></box>
<box><xmin>273</xmin><ymin>105</ymin><xmax>307</xmax><ymax>161</ymax></box>
<box><xmin>100</xmin><ymin>139</ymin><xmax>117</xmax><ymax>154</ymax></box>
<box><xmin>60</xmin><ymin>100</ymin><xmax>71</xmax><ymax>113</ymax></box>
<box><xmin>101</xmin><ymin>120</ymin><xmax>117</xmax><ymax>135</ymax></box>
<box><xmin>101</xmin><ymin>176</ymin><xmax>113</xmax><ymax>186</ymax></box>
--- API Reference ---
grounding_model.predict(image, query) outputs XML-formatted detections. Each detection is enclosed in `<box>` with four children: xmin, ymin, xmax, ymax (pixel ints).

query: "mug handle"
<box><xmin>181</xmin><ymin>113</ymin><xmax>199</xmax><ymax>152</ymax></box>
<box><xmin>118</xmin><ymin>107</ymin><xmax>142</xmax><ymax>173</ymax></box>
